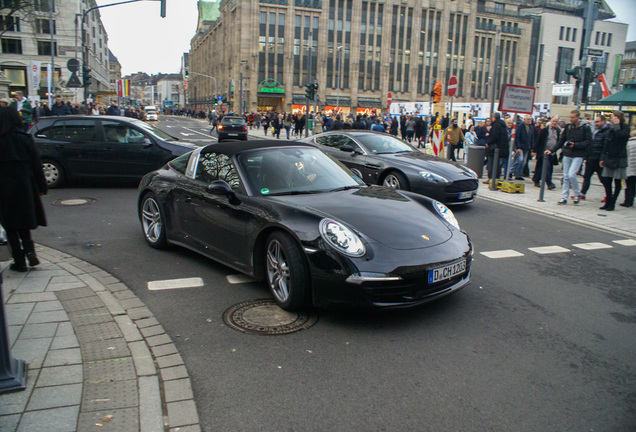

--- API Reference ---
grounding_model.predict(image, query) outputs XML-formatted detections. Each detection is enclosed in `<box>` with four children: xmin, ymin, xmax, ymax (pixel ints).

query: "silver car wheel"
<box><xmin>383</xmin><ymin>173</ymin><xmax>402</xmax><ymax>189</ymax></box>
<box><xmin>42</xmin><ymin>160</ymin><xmax>62</xmax><ymax>187</ymax></box>
<box><xmin>142</xmin><ymin>197</ymin><xmax>162</xmax><ymax>243</ymax></box>
<box><xmin>266</xmin><ymin>239</ymin><xmax>291</xmax><ymax>303</ymax></box>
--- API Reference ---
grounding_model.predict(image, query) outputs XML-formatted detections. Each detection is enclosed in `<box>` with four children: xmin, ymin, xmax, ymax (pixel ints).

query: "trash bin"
<box><xmin>466</xmin><ymin>145</ymin><xmax>486</xmax><ymax>178</ymax></box>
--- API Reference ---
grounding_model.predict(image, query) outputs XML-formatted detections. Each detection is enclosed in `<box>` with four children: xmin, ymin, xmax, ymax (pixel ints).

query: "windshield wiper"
<box><xmin>268</xmin><ymin>190</ymin><xmax>321</xmax><ymax>196</ymax></box>
<box><xmin>329</xmin><ymin>185</ymin><xmax>363</xmax><ymax>192</ymax></box>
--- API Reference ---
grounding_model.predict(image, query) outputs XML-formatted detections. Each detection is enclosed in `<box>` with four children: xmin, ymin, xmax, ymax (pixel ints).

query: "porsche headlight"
<box><xmin>319</xmin><ymin>219</ymin><xmax>365</xmax><ymax>257</ymax></box>
<box><xmin>419</xmin><ymin>171</ymin><xmax>448</xmax><ymax>183</ymax></box>
<box><xmin>434</xmin><ymin>201</ymin><xmax>460</xmax><ymax>230</ymax></box>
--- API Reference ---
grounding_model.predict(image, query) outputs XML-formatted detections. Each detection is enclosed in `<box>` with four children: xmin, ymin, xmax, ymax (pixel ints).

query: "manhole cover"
<box><xmin>52</xmin><ymin>198</ymin><xmax>97</xmax><ymax>206</ymax></box>
<box><xmin>222</xmin><ymin>299</ymin><xmax>318</xmax><ymax>335</ymax></box>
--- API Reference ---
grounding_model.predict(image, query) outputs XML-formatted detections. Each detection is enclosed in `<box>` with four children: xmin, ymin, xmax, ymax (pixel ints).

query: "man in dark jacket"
<box><xmin>580</xmin><ymin>114</ymin><xmax>610</xmax><ymax>200</ymax></box>
<box><xmin>352</xmin><ymin>115</ymin><xmax>366</xmax><ymax>130</ymax></box>
<box><xmin>509</xmin><ymin>115</ymin><xmax>534</xmax><ymax>180</ymax></box>
<box><xmin>330</xmin><ymin>115</ymin><xmax>344</xmax><ymax>130</ymax></box>
<box><xmin>486</xmin><ymin>112</ymin><xmax>509</xmax><ymax>179</ymax></box>
<box><xmin>547</xmin><ymin>109</ymin><xmax>592</xmax><ymax>205</ymax></box>
<box><xmin>50</xmin><ymin>95</ymin><xmax>72</xmax><ymax>116</ymax></box>
<box><xmin>532</xmin><ymin>116</ymin><xmax>560</xmax><ymax>189</ymax></box>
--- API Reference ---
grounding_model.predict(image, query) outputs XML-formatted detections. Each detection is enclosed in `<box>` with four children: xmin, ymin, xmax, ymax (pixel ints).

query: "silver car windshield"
<box><xmin>239</xmin><ymin>147</ymin><xmax>364</xmax><ymax>196</ymax></box>
<box><xmin>357</xmin><ymin>134</ymin><xmax>414</xmax><ymax>154</ymax></box>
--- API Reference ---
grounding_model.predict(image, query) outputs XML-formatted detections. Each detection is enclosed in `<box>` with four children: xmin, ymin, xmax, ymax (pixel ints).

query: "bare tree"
<box><xmin>0</xmin><ymin>0</ymin><xmax>42</xmax><ymax>38</ymax></box>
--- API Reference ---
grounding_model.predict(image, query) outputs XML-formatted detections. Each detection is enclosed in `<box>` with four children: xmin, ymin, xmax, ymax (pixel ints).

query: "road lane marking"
<box><xmin>613</xmin><ymin>239</ymin><xmax>636</xmax><ymax>246</ymax></box>
<box><xmin>183</xmin><ymin>126</ymin><xmax>215</xmax><ymax>138</ymax></box>
<box><xmin>227</xmin><ymin>274</ymin><xmax>257</xmax><ymax>284</ymax></box>
<box><xmin>572</xmin><ymin>242</ymin><xmax>613</xmax><ymax>251</ymax></box>
<box><xmin>528</xmin><ymin>246</ymin><xmax>571</xmax><ymax>254</ymax></box>
<box><xmin>480</xmin><ymin>250</ymin><xmax>524</xmax><ymax>259</ymax></box>
<box><xmin>148</xmin><ymin>277</ymin><xmax>204</xmax><ymax>291</ymax></box>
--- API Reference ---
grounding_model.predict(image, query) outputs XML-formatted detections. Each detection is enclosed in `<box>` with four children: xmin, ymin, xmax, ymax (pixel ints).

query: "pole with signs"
<box><xmin>446</xmin><ymin>76</ymin><xmax>458</xmax><ymax>160</ymax></box>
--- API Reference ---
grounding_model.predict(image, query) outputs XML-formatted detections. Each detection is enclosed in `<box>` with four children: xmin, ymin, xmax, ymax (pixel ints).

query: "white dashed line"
<box><xmin>528</xmin><ymin>246</ymin><xmax>571</xmax><ymax>254</ymax></box>
<box><xmin>572</xmin><ymin>242</ymin><xmax>613</xmax><ymax>251</ymax></box>
<box><xmin>480</xmin><ymin>250</ymin><xmax>525</xmax><ymax>259</ymax></box>
<box><xmin>148</xmin><ymin>277</ymin><xmax>204</xmax><ymax>291</ymax></box>
<box><xmin>613</xmin><ymin>239</ymin><xmax>636</xmax><ymax>246</ymax></box>
<box><xmin>226</xmin><ymin>274</ymin><xmax>257</xmax><ymax>284</ymax></box>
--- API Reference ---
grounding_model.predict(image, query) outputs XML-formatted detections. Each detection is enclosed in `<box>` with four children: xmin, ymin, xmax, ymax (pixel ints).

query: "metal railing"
<box><xmin>295</xmin><ymin>0</ymin><xmax>322</xmax><ymax>8</ymax></box>
<box><xmin>501</xmin><ymin>25</ymin><xmax>521</xmax><ymax>35</ymax></box>
<box><xmin>476</xmin><ymin>21</ymin><xmax>497</xmax><ymax>32</ymax></box>
<box><xmin>477</xmin><ymin>4</ymin><xmax>521</xmax><ymax>18</ymax></box>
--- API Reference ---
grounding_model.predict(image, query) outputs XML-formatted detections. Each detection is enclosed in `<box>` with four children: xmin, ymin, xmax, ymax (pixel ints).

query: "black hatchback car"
<box><xmin>300</xmin><ymin>131</ymin><xmax>479</xmax><ymax>204</ymax></box>
<box><xmin>216</xmin><ymin>115</ymin><xmax>248</xmax><ymax>142</ymax></box>
<box><xmin>29</xmin><ymin>115</ymin><xmax>197</xmax><ymax>188</ymax></box>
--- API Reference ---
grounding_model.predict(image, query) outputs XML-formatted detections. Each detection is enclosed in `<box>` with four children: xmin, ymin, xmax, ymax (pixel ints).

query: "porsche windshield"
<box><xmin>239</xmin><ymin>147</ymin><xmax>364</xmax><ymax>196</ymax></box>
<box><xmin>357</xmin><ymin>134</ymin><xmax>414</xmax><ymax>154</ymax></box>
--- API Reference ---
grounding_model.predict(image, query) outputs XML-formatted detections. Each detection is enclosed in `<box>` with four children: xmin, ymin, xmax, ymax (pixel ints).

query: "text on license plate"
<box><xmin>458</xmin><ymin>191</ymin><xmax>474</xmax><ymax>199</ymax></box>
<box><xmin>228</xmin><ymin>133</ymin><xmax>238</xmax><ymax>136</ymax></box>
<box><xmin>428</xmin><ymin>259</ymin><xmax>466</xmax><ymax>284</ymax></box>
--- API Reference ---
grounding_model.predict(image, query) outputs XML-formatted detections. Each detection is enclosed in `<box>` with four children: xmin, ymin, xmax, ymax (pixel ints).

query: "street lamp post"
<box><xmin>336</xmin><ymin>46</ymin><xmax>343</xmax><ymax>111</ymax></box>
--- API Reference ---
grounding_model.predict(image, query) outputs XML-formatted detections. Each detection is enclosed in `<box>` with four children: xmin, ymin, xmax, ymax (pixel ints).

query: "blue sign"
<box><xmin>217</xmin><ymin>96</ymin><xmax>223</xmax><ymax>101</ymax></box>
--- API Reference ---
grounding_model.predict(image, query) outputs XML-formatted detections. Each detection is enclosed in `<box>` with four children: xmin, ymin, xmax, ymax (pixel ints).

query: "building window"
<box><xmin>37</xmin><ymin>40</ymin><xmax>57</xmax><ymax>56</ymax></box>
<box><xmin>35</xmin><ymin>18</ymin><xmax>55</xmax><ymax>34</ymax></box>
<box><xmin>607</xmin><ymin>33</ymin><xmax>612</xmax><ymax>47</ymax></box>
<box><xmin>1</xmin><ymin>37</ymin><xmax>22</xmax><ymax>54</ymax></box>
<box><xmin>559</xmin><ymin>27</ymin><xmax>564</xmax><ymax>41</ymax></box>
<box><xmin>34</xmin><ymin>0</ymin><xmax>55</xmax><ymax>12</ymax></box>
<box><xmin>566</xmin><ymin>27</ymin><xmax>570</xmax><ymax>41</ymax></box>
<box><xmin>601</xmin><ymin>32</ymin><xmax>605</xmax><ymax>46</ymax></box>
<box><xmin>0</xmin><ymin>15</ymin><xmax>20</xmax><ymax>32</ymax></box>
<box><xmin>572</xmin><ymin>28</ymin><xmax>577</xmax><ymax>42</ymax></box>
<box><xmin>595</xmin><ymin>31</ymin><xmax>599</xmax><ymax>45</ymax></box>
<box><xmin>494</xmin><ymin>2</ymin><xmax>504</xmax><ymax>13</ymax></box>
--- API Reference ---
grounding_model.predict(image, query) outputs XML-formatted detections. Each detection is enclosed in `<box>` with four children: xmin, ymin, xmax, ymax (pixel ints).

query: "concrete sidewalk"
<box><xmin>242</xmin><ymin>123</ymin><xmax>636</xmax><ymax>238</ymax></box>
<box><xmin>0</xmin><ymin>245</ymin><xmax>200</xmax><ymax>432</ymax></box>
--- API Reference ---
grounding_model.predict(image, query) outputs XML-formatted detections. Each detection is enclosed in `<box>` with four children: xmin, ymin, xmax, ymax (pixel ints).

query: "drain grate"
<box><xmin>222</xmin><ymin>299</ymin><xmax>318</xmax><ymax>335</ymax></box>
<box><xmin>52</xmin><ymin>197</ymin><xmax>97</xmax><ymax>206</ymax></box>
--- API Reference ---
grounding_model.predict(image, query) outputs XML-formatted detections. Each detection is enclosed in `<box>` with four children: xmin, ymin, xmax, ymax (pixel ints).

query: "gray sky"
<box><xmin>96</xmin><ymin>0</ymin><xmax>635</xmax><ymax>76</ymax></box>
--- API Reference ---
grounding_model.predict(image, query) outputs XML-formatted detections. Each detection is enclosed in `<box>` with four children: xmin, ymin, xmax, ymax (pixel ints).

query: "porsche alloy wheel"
<box><xmin>141</xmin><ymin>193</ymin><xmax>167</xmax><ymax>249</ymax></box>
<box><xmin>265</xmin><ymin>232</ymin><xmax>310</xmax><ymax>311</ymax></box>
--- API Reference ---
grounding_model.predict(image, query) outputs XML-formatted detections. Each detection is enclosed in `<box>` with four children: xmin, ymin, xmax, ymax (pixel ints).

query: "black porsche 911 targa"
<box><xmin>137</xmin><ymin>140</ymin><xmax>473</xmax><ymax>311</ymax></box>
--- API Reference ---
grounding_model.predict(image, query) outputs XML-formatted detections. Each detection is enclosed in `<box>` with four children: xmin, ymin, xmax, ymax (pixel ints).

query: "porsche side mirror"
<box><xmin>207</xmin><ymin>180</ymin><xmax>240</xmax><ymax>204</ymax></box>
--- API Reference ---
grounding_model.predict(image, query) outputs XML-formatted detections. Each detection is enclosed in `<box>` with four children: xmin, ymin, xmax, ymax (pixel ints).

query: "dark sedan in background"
<box><xmin>216</xmin><ymin>115</ymin><xmax>248</xmax><ymax>142</ymax></box>
<box><xmin>29</xmin><ymin>115</ymin><xmax>197</xmax><ymax>188</ymax></box>
<box><xmin>138</xmin><ymin>140</ymin><xmax>472</xmax><ymax>311</ymax></box>
<box><xmin>300</xmin><ymin>131</ymin><xmax>479</xmax><ymax>204</ymax></box>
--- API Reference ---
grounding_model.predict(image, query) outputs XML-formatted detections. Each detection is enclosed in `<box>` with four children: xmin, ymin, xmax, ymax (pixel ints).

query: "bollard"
<box><xmin>0</xmin><ymin>271</ymin><xmax>27</xmax><ymax>393</ymax></box>
<box><xmin>538</xmin><ymin>152</ymin><xmax>550</xmax><ymax>202</ymax></box>
<box><xmin>490</xmin><ymin>147</ymin><xmax>500</xmax><ymax>191</ymax></box>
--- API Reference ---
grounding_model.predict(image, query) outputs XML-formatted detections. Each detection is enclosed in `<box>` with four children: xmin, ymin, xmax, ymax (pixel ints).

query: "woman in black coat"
<box><xmin>599</xmin><ymin>110</ymin><xmax>630</xmax><ymax>211</ymax></box>
<box><xmin>0</xmin><ymin>106</ymin><xmax>48</xmax><ymax>271</ymax></box>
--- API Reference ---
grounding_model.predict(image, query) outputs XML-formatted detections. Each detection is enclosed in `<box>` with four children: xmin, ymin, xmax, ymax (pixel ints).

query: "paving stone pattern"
<box><xmin>0</xmin><ymin>245</ymin><xmax>200</xmax><ymax>432</ymax></box>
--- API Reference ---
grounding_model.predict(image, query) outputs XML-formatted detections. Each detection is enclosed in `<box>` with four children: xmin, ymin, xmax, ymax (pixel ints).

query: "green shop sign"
<box><xmin>258</xmin><ymin>79</ymin><xmax>284</xmax><ymax>95</ymax></box>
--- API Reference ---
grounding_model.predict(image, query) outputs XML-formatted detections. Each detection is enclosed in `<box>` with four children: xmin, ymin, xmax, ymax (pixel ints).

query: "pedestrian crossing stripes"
<box><xmin>148</xmin><ymin>277</ymin><xmax>204</xmax><ymax>291</ymax></box>
<box><xmin>528</xmin><ymin>246</ymin><xmax>571</xmax><ymax>254</ymax></box>
<box><xmin>481</xmin><ymin>239</ymin><xmax>634</xmax><ymax>259</ymax></box>
<box><xmin>480</xmin><ymin>250</ymin><xmax>525</xmax><ymax>259</ymax></box>
<box><xmin>572</xmin><ymin>242</ymin><xmax>613</xmax><ymax>250</ymax></box>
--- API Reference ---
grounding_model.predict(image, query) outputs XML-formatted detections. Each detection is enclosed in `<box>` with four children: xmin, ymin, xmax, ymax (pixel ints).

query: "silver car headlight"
<box><xmin>319</xmin><ymin>218</ymin><xmax>365</xmax><ymax>257</ymax></box>
<box><xmin>434</xmin><ymin>201</ymin><xmax>460</xmax><ymax>230</ymax></box>
<box><xmin>419</xmin><ymin>171</ymin><xmax>448</xmax><ymax>183</ymax></box>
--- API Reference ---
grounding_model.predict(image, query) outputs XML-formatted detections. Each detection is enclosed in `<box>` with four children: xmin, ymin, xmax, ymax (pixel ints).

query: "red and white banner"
<box><xmin>597</xmin><ymin>73</ymin><xmax>611</xmax><ymax>98</ymax></box>
<box><xmin>116</xmin><ymin>79</ymin><xmax>130</xmax><ymax>97</ymax></box>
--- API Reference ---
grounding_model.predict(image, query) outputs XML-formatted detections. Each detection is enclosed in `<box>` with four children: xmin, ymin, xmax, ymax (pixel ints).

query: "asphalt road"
<box><xmin>34</xmin><ymin>116</ymin><xmax>636</xmax><ymax>431</ymax></box>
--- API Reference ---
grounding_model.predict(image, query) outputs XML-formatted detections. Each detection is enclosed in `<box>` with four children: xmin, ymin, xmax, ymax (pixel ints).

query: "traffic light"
<box><xmin>565</xmin><ymin>66</ymin><xmax>582</xmax><ymax>80</ymax></box>
<box><xmin>160</xmin><ymin>0</ymin><xmax>166</xmax><ymax>18</ymax></box>
<box><xmin>83</xmin><ymin>65</ymin><xmax>92</xmax><ymax>88</ymax></box>
<box><xmin>305</xmin><ymin>82</ymin><xmax>315</xmax><ymax>100</ymax></box>
<box><xmin>184</xmin><ymin>70</ymin><xmax>188</xmax><ymax>79</ymax></box>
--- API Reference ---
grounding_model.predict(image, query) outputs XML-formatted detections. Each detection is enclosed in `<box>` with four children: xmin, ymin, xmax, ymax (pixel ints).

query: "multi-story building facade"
<box><xmin>521</xmin><ymin>0</ymin><xmax>626</xmax><ymax>106</ymax></box>
<box><xmin>188</xmin><ymin>0</ymin><xmax>534</xmax><ymax>115</ymax></box>
<box><xmin>0</xmin><ymin>0</ymin><xmax>110</xmax><ymax>102</ymax></box>
<box><xmin>617</xmin><ymin>41</ymin><xmax>636</xmax><ymax>88</ymax></box>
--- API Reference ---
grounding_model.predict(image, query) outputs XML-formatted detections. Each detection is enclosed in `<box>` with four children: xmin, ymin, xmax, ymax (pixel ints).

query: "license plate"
<box><xmin>458</xmin><ymin>191</ymin><xmax>474</xmax><ymax>199</ymax></box>
<box><xmin>228</xmin><ymin>133</ymin><xmax>238</xmax><ymax>136</ymax></box>
<box><xmin>428</xmin><ymin>259</ymin><xmax>466</xmax><ymax>284</ymax></box>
